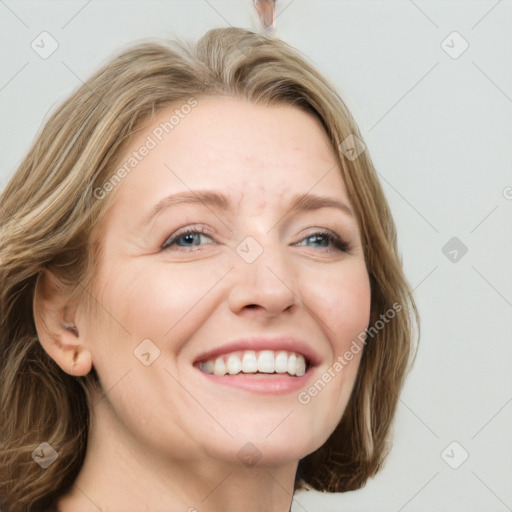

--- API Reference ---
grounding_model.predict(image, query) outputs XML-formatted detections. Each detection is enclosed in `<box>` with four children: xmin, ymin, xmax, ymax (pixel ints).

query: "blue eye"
<box><xmin>162</xmin><ymin>229</ymin><xmax>214</xmax><ymax>250</ymax></box>
<box><xmin>296</xmin><ymin>231</ymin><xmax>349</xmax><ymax>252</ymax></box>
<box><xmin>301</xmin><ymin>234</ymin><xmax>330</xmax><ymax>248</ymax></box>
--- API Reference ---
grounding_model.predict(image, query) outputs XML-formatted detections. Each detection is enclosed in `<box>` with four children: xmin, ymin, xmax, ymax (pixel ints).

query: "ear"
<box><xmin>33</xmin><ymin>269</ymin><xmax>92</xmax><ymax>377</ymax></box>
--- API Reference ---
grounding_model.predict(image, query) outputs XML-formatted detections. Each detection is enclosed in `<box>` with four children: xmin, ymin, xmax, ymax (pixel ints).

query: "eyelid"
<box><xmin>295</xmin><ymin>228</ymin><xmax>351</xmax><ymax>252</ymax></box>
<box><xmin>161</xmin><ymin>224</ymin><xmax>351</xmax><ymax>253</ymax></box>
<box><xmin>161</xmin><ymin>225</ymin><xmax>215</xmax><ymax>249</ymax></box>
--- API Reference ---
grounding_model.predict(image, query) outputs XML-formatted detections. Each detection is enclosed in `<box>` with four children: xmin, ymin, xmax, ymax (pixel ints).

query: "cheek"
<box><xmin>303</xmin><ymin>261</ymin><xmax>371</xmax><ymax>355</ymax></box>
<box><xmin>134</xmin><ymin>262</ymin><xmax>228</xmax><ymax>331</ymax></box>
<box><xmin>92</xmin><ymin>260</ymin><xmax>231</xmax><ymax>369</ymax></box>
<box><xmin>98</xmin><ymin>260</ymin><xmax>212</xmax><ymax>325</ymax></box>
<box><xmin>293</xmin><ymin>264</ymin><xmax>370</xmax><ymax>449</ymax></box>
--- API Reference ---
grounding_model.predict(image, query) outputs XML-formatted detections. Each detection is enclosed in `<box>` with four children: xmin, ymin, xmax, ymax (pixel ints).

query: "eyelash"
<box><xmin>162</xmin><ymin>226</ymin><xmax>350</xmax><ymax>253</ymax></box>
<box><xmin>162</xmin><ymin>226</ymin><xmax>214</xmax><ymax>250</ymax></box>
<box><xmin>295</xmin><ymin>230</ymin><xmax>351</xmax><ymax>253</ymax></box>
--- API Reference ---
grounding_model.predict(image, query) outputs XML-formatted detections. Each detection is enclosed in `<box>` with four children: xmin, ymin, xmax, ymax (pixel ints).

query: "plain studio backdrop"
<box><xmin>0</xmin><ymin>1</ymin><xmax>511</xmax><ymax>511</ymax></box>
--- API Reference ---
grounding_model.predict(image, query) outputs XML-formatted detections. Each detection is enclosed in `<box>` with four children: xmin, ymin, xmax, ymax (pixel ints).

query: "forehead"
<box><xmin>106</xmin><ymin>96</ymin><xmax>350</xmax><ymax>216</ymax></box>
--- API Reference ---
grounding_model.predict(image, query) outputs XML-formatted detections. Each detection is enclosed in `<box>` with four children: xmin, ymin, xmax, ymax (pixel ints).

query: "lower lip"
<box><xmin>196</xmin><ymin>368</ymin><xmax>315</xmax><ymax>394</ymax></box>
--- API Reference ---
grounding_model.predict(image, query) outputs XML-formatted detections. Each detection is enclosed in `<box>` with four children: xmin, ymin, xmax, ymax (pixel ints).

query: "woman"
<box><xmin>0</xmin><ymin>27</ymin><xmax>417</xmax><ymax>512</ymax></box>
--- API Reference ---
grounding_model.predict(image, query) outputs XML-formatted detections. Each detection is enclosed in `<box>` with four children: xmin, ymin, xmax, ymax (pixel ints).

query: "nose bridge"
<box><xmin>228</xmin><ymin>233</ymin><xmax>297</xmax><ymax>314</ymax></box>
<box><xmin>235</xmin><ymin>233</ymin><xmax>288</xmax><ymax>279</ymax></box>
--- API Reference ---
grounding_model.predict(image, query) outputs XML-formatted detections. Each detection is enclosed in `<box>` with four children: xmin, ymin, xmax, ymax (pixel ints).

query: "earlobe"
<box><xmin>66</xmin><ymin>340</ymin><xmax>93</xmax><ymax>377</ymax></box>
<box><xmin>33</xmin><ymin>270</ymin><xmax>93</xmax><ymax>377</ymax></box>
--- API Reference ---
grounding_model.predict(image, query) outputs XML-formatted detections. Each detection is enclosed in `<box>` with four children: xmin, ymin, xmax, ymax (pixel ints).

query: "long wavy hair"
<box><xmin>0</xmin><ymin>27</ymin><xmax>418</xmax><ymax>511</ymax></box>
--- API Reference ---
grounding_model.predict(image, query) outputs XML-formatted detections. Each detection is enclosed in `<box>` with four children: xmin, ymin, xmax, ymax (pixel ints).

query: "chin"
<box><xmin>202</xmin><ymin>424</ymin><xmax>327</xmax><ymax>468</ymax></box>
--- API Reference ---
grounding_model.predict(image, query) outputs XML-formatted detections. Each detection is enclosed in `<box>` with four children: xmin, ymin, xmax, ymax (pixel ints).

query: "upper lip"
<box><xmin>193</xmin><ymin>336</ymin><xmax>322</xmax><ymax>367</ymax></box>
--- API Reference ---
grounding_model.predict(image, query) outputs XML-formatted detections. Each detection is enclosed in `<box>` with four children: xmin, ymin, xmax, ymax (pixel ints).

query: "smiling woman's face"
<box><xmin>79</xmin><ymin>96</ymin><xmax>371</xmax><ymax>469</ymax></box>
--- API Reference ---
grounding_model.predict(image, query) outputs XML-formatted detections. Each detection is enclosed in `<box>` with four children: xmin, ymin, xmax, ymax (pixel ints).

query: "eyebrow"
<box><xmin>147</xmin><ymin>190</ymin><xmax>353</xmax><ymax>223</ymax></box>
<box><xmin>149</xmin><ymin>191</ymin><xmax>231</xmax><ymax>221</ymax></box>
<box><xmin>286</xmin><ymin>192</ymin><xmax>353</xmax><ymax>217</ymax></box>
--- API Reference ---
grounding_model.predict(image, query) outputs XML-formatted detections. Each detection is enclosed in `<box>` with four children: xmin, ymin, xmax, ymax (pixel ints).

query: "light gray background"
<box><xmin>1</xmin><ymin>1</ymin><xmax>511</xmax><ymax>511</ymax></box>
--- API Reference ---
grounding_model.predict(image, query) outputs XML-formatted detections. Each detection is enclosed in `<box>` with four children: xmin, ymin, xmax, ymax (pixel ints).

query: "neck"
<box><xmin>57</xmin><ymin>397</ymin><xmax>297</xmax><ymax>512</ymax></box>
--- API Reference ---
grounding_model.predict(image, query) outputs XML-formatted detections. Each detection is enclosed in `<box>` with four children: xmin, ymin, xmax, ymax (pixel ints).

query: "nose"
<box><xmin>227</xmin><ymin>241</ymin><xmax>298</xmax><ymax>318</ymax></box>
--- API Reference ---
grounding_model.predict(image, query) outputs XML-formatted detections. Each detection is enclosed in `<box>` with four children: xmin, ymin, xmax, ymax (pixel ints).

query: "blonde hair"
<box><xmin>0</xmin><ymin>27</ymin><xmax>418</xmax><ymax>511</ymax></box>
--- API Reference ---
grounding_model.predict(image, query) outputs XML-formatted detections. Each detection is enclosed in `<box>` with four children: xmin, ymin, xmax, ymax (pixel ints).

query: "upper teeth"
<box><xmin>198</xmin><ymin>350</ymin><xmax>307</xmax><ymax>377</ymax></box>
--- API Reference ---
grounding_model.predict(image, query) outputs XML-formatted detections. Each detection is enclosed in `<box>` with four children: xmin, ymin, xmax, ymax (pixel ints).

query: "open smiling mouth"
<box><xmin>197</xmin><ymin>350</ymin><xmax>309</xmax><ymax>377</ymax></box>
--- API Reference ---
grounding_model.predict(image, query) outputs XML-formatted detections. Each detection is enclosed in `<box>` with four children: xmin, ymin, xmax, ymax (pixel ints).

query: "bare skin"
<box><xmin>37</xmin><ymin>97</ymin><xmax>371</xmax><ymax>512</ymax></box>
